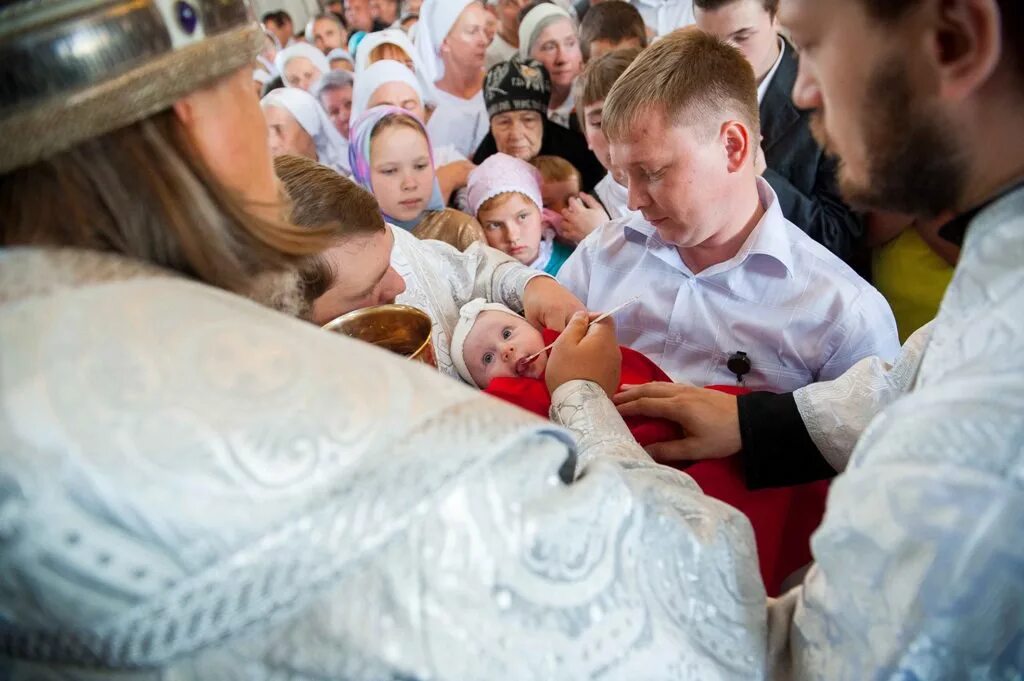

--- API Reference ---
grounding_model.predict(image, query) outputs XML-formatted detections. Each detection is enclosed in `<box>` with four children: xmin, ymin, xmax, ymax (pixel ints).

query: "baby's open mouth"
<box><xmin>515</xmin><ymin>356</ymin><xmax>535</xmax><ymax>376</ymax></box>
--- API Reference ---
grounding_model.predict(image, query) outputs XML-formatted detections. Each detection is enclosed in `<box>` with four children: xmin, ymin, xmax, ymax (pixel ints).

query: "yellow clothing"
<box><xmin>873</xmin><ymin>229</ymin><xmax>955</xmax><ymax>343</ymax></box>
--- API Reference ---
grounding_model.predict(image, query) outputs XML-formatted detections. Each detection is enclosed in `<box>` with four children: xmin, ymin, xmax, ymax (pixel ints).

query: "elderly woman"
<box><xmin>414</xmin><ymin>0</ymin><xmax>491</xmax><ymax>157</ymax></box>
<box><xmin>261</xmin><ymin>87</ymin><xmax>351</xmax><ymax>175</ymax></box>
<box><xmin>349</xmin><ymin>105</ymin><xmax>483</xmax><ymax>248</ymax></box>
<box><xmin>315</xmin><ymin>69</ymin><xmax>355</xmax><ymax>138</ymax></box>
<box><xmin>472</xmin><ymin>56</ymin><xmax>604</xmax><ymax>192</ymax></box>
<box><xmin>352</xmin><ymin>60</ymin><xmax>474</xmax><ymax>198</ymax></box>
<box><xmin>274</xmin><ymin>42</ymin><xmax>331</xmax><ymax>90</ymax></box>
<box><xmin>519</xmin><ymin>2</ymin><xmax>583</xmax><ymax>129</ymax></box>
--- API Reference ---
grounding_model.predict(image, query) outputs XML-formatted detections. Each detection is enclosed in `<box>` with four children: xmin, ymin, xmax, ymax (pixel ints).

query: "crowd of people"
<box><xmin>0</xmin><ymin>0</ymin><xmax>1022</xmax><ymax>678</ymax></box>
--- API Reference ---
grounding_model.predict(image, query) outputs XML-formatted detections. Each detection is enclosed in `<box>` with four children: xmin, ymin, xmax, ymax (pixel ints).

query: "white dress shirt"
<box><xmin>630</xmin><ymin>0</ymin><xmax>695</xmax><ymax>37</ymax></box>
<box><xmin>756</xmin><ymin>36</ymin><xmax>787</xmax><ymax>104</ymax></box>
<box><xmin>557</xmin><ymin>178</ymin><xmax>900</xmax><ymax>391</ymax></box>
<box><xmin>594</xmin><ymin>172</ymin><xmax>633</xmax><ymax>220</ymax></box>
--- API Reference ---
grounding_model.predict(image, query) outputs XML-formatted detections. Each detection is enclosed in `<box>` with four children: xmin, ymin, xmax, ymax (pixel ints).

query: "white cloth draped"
<box><xmin>260</xmin><ymin>87</ymin><xmax>351</xmax><ymax>175</ymax></box>
<box><xmin>1</xmin><ymin>187</ymin><xmax>1021</xmax><ymax>679</ymax></box>
<box><xmin>350</xmin><ymin>59</ymin><xmax>425</xmax><ymax>126</ymax></box>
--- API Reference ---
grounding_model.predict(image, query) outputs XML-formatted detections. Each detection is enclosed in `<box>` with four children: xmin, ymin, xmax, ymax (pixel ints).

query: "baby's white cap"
<box><xmin>451</xmin><ymin>298</ymin><xmax>525</xmax><ymax>387</ymax></box>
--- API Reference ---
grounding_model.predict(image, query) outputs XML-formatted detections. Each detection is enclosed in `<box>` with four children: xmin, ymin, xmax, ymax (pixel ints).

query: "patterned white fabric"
<box><xmin>390</xmin><ymin>225</ymin><xmax>546</xmax><ymax>377</ymax></box>
<box><xmin>0</xmin><ymin>245</ymin><xmax>766</xmax><ymax>680</ymax></box>
<box><xmin>0</xmin><ymin>183</ymin><xmax>1020</xmax><ymax>680</ymax></box>
<box><xmin>557</xmin><ymin>178</ymin><xmax>900</xmax><ymax>391</ymax></box>
<box><xmin>794</xmin><ymin>322</ymin><xmax>932</xmax><ymax>472</ymax></box>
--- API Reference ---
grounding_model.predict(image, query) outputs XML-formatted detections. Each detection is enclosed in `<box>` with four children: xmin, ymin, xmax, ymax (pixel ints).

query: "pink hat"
<box><xmin>466</xmin><ymin>153</ymin><xmax>544</xmax><ymax>218</ymax></box>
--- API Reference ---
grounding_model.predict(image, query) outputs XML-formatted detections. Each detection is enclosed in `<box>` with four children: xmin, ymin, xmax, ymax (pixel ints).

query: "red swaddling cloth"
<box><xmin>483</xmin><ymin>328</ymin><xmax>828</xmax><ymax>596</ymax></box>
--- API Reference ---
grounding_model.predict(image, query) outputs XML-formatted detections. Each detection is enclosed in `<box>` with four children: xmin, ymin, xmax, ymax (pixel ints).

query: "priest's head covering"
<box><xmin>450</xmin><ymin>299</ymin><xmax>525</xmax><ymax>387</ymax></box>
<box><xmin>0</xmin><ymin>0</ymin><xmax>261</xmax><ymax>174</ymax></box>
<box><xmin>483</xmin><ymin>57</ymin><xmax>551</xmax><ymax>120</ymax></box>
<box><xmin>413</xmin><ymin>0</ymin><xmax>477</xmax><ymax>85</ymax></box>
<box><xmin>274</xmin><ymin>42</ymin><xmax>331</xmax><ymax>88</ymax></box>
<box><xmin>518</xmin><ymin>2</ymin><xmax>573</xmax><ymax>58</ymax></box>
<box><xmin>466</xmin><ymin>152</ymin><xmax>544</xmax><ymax>217</ymax></box>
<box><xmin>261</xmin><ymin>88</ymin><xmax>351</xmax><ymax>175</ymax></box>
<box><xmin>348</xmin><ymin>105</ymin><xmax>445</xmax><ymax>229</ymax></box>
<box><xmin>351</xmin><ymin>60</ymin><xmax>425</xmax><ymax>125</ymax></box>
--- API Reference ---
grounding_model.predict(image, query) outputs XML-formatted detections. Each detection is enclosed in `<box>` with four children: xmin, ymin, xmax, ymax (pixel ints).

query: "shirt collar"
<box><xmin>624</xmin><ymin>177</ymin><xmax>795</xmax><ymax>276</ymax></box>
<box><xmin>938</xmin><ymin>178</ymin><xmax>1024</xmax><ymax>246</ymax></box>
<box><xmin>757</xmin><ymin>37</ymin><xmax>786</xmax><ymax>105</ymax></box>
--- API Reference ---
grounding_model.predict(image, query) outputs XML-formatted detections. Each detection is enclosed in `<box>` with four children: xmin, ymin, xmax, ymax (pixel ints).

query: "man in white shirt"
<box><xmin>557</xmin><ymin>28</ymin><xmax>898</xmax><ymax>391</ymax></box>
<box><xmin>695</xmin><ymin>0</ymin><xmax>864</xmax><ymax>262</ymax></box>
<box><xmin>630</xmin><ymin>0</ymin><xmax>695</xmax><ymax>36</ymax></box>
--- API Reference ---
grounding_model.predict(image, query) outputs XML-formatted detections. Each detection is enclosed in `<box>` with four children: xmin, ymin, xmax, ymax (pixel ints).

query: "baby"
<box><xmin>451</xmin><ymin>298</ymin><xmax>721</xmax><ymax>446</ymax></box>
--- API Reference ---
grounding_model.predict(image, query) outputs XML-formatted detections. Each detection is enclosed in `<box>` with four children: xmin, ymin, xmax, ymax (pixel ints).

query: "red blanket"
<box><xmin>484</xmin><ymin>329</ymin><xmax>828</xmax><ymax>596</ymax></box>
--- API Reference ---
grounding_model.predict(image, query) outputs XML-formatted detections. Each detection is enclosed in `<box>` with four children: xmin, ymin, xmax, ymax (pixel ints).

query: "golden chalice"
<box><xmin>322</xmin><ymin>304</ymin><xmax>436</xmax><ymax>367</ymax></box>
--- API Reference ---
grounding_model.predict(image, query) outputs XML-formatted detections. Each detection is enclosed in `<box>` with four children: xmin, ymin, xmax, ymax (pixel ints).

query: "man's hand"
<box><xmin>522</xmin><ymin>277</ymin><xmax>586</xmax><ymax>332</ymax></box>
<box><xmin>436</xmin><ymin>160</ymin><xmax>475</xmax><ymax>203</ymax></box>
<box><xmin>557</xmin><ymin>193</ymin><xmax>609</xmax><ymax>245</ymax></box>
<box><xmin>613</xmin><ymin>383</ymin><xmax>741</xmax><ymax>462</ymax></box>
<box><xmin>546</xmin><ymin>312</ymin><xmax>621</xmax><ymax>397</ymax></box>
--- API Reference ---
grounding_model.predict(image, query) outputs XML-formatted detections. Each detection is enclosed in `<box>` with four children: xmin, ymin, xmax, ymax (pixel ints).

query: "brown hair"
<box><xmin>273</xmin><ymin>154</ymin><xmax>385</xmax><ymax>304</ymax></box>
<box><xmin>369</xmin><ymin>42</ymin><xmax>413</xmax><ymax>65</ymax></box>
<box><xmin>573</xmin><ymin>47</ymin><xmax>642</xmax><ymax>130</ymax></box>
<box><xmin>693</xmin><ymin>0</ymin><xmax>779</xmax><ymax>18</ymax></box>
<box><xmin>0</xmin><ymin>108</ymin><xmax>336</xmax><ymax>295</ymax></box>
<box><xmin>531</xmin><ymin>155</ymin><xmax>581</xmax><ymax>186</ymax></box>
<box><xmin>579</xmin><ymin>2</ymin><xmax>648</xmax><ymax>60</ymax></box>
<box><xmin>369</xmin><ymin>112</ymin><xmax>430</xmax><ymax>146</ymax></box>
<box><xmin>602</xmin><ymin>27</ymin><xmax>760</xmax><ymax>143</ymax></box>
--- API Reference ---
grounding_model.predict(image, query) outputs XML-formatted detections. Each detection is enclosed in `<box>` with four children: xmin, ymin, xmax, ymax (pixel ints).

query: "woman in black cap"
<box><xmin>472</xmin><ymin>56</ymin><xmax>605</xmax><ymax>193</ymax></box>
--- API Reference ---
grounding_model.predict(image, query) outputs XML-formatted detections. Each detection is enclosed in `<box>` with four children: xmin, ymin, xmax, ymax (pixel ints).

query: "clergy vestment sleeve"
<box><xmin>737</xmin><ymin>391</ymin><xmax>833</xmax><ymax>490</ymax></box>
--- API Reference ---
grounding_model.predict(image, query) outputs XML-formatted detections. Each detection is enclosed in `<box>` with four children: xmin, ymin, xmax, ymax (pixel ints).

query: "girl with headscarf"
<box><xmin>414</xmin><ymin>0</ymin><xmax>491</xmax><ymax>157</ymax></box>
<box><xmin>355</xmin><ymin>28</ymin><xmax>419</xmax><ymax>72</ymax></box>
<box><xmin>519</xmin><ymin>2</ymin><xmax>583</xmax><ymax>130</ymax></box>
<box><xmin>352</xmin><ymin>61</ymin><xmax>475</xmax><ymax>201</ymax></box>
<box><xmin>261</xmin><ymin>88</ymin><xmax>351</xmax><ymax>175</ymax></box>
<box><xmin>349</xmin><ymin>106</ymin><xmax>483</xmax><ymax>249</ymax></box>
<box><xmin>274</xmin><ymin>42</ymin><xmax>331</xmax><ymax>91</ymax></box>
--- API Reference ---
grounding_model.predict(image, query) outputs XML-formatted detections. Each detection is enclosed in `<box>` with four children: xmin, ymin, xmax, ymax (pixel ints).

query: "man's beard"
<box><xmin>810</xmin><ymin>61</ymin><xmax>969</xmax><ymax>219</ymax></box>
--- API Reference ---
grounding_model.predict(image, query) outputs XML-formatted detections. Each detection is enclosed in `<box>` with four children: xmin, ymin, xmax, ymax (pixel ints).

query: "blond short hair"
<box><xmin>531</xmin><ymin>155</ymin><xmax>581</xmax><ymax>186</ymax></box>
<box><xmin>602</xmin><ymin>27</ymin><xmax>760</xmax><ymax>143</ymax></box>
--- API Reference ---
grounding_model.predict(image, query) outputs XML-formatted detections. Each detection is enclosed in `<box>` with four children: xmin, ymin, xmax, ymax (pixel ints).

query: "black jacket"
<box><xmin>761</xmin><ymin>40</ymin><xmax>864</xmax><ymax>265</ymax></box>
<box><xmin>472</xmin><ymin>117</ymin><xmax>607</xmax><ymax>194</ymax></box>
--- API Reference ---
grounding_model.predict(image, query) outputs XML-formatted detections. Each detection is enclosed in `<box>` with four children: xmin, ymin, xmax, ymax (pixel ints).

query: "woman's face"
<box><xmin>320</xmin><ymin>85</ymin><xmax>354</xmax><ymax>138</ymax></box>
<box><xmin>442</xmin><ymin>2</ymin><xmax>489</xmax><ymax>73</ymax></box>
<box><xmin>264</xmin><ymin>106</ymin><xmax>318</xmax><ymax>160</ymax></box>
<box><xmin>368</xmin><ymin>82</ymin><xmax>426</xmax><ymax>122</ymax></box>
<box><xmin>370</xmin><ymin>124</ymin><xmax>434</xmax><ymax>221</ymax></box>
<box><xmin>491</xmin><ymin>110</ymin><xmax>544</xmax><ymax>160</ymax></box>
<box><xmin>530</xmin><ymin>18</ymin><xmax>582</xmax><ymax>92</ymax></box>
<box><xmin>477</xmin><ymin>192</ymin><xmax>544</xmax><ymax>265</ymax></box>
<box><xmin>284</xmin><ymin>56</ymin><xmax>323</xmax><ymax>91</ymax></box>
<box><xmin>176</xmin><ymin>66</ymin><xmax>281</xmax><ymax>222</ymax></box>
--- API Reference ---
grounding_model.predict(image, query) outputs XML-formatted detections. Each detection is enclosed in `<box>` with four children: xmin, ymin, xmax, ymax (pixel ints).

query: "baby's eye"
<box><xmin>502</xmin><ymin>328</ymin><xmax>512</xmax><ymax>340</ymax></box>
<box><xmin>482</xmin><ymin>352</ymin><xmax>494</xmax><ymax>365</ymax></box>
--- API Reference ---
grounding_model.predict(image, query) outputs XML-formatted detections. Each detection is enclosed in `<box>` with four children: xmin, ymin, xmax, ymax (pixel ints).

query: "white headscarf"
<box><xmin>356</xmin><ymin>28</ymin><xmax>419</xmax><ymax>73</ymax></box>
<box><xmin>350</xmin><ymin>60</ymin><xmax>425</xmax><ymax>126</ymax></box>
<box><xmin>326</xmin><ymin>48</ymin><xmax>354</xmax><ymax>67</ymax></box>
<box><xmin>274</xmin><ymin>43</ymin><xmax>331</xmax><ymax>88</ymax></box>
<box><xmin>260</xmin><ymin>87</ymin><xmax>351</xmax><ymax>175</ymax></box>
<box><xmin>414</xmin><ymin>0</ymin><xmax>477</xmax><ymax>85</ymax></box>
<box><xmin>518</xmin><ymin>3</ymin><xmax>572</xmax><ymax>59</ymax></box>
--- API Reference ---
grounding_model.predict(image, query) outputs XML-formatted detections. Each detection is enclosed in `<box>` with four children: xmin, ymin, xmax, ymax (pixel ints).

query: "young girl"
<box><xmin>349</xmin><ymin>105</ymin><xmax>483</xmax><ymax>249</ymax></box>
<box><xmin>466</xmin><ymin>153</ymin><xmax>573</xmax><ymax>275</ymax></box>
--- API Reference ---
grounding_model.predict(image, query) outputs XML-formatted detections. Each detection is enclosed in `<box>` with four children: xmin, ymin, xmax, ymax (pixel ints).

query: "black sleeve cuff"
<box><xmin>737</xmin><ymin>391</ymin><xmax>836</xmax><ymax>490</ymax></box>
